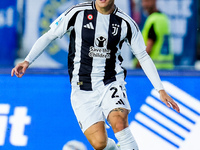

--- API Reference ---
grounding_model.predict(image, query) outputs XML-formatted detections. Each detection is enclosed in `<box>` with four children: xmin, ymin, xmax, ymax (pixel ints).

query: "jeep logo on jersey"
<box><xmin>95</xmin><ymin>36</ymin><xmax>107</xmax><ymax>47</ymax></box>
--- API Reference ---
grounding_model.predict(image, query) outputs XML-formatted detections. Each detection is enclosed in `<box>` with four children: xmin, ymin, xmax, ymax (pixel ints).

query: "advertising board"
<box><xmin>0</xmin><ymin>70</ymin><xmax>200</xmax><ymax>149</ymax></box>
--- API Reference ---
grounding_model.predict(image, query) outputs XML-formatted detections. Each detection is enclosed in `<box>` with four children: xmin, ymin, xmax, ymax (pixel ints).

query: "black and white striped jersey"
<box><xmin>50</xmin><ymin>1</ymin><xmax>146</xmax><ymax>91</ymax></box>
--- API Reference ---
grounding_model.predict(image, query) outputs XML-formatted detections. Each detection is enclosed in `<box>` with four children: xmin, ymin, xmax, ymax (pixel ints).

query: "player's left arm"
<box><xmin>134</xmin><ymin>50</ymin><xmax>180</xmax><ymax>113</ymax></box>
<box><xmin>127</xmin><ymin>20</ymin><xmax>180</xmax><ymax>113</ymax></box>
<box><xmin>159</xmin><ymin>90</ymin><xmax>180</xmax><ymax>113</ymax></box>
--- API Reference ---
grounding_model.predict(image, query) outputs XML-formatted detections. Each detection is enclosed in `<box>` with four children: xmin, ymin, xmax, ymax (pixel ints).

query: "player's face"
<box><xmin>95</xmin><ymin>0</ymin><xmax>115</xmax><ymax>14</ymax></box>
<box><xmin>142</xmin><ymin>0</ymin><xmax>156</xmax><ymax>14</ymax></box>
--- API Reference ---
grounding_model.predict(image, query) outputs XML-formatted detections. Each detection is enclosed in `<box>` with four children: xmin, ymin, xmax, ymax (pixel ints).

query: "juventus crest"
<box><xmin>112</xmin><ymin>24</ymin><xmax>120</xmax><ymax>36</ymax></box>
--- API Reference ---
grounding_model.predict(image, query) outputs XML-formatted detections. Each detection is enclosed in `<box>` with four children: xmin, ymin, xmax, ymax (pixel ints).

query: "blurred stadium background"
<box><xmin>0</xmin><ymin>0</ymin><xmax>200</xmax><ymax>150</ymax></box>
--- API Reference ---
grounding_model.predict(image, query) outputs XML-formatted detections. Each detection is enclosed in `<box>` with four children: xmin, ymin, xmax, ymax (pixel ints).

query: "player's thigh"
<box><xmin>84</xmin><ymin>121</ymin><xmax>107</xmax><ymax>149</ymax></box>
<box><xmin>102</xmin><ymin>81</ymin><xmax>131</xmax><ymax>133</ymax></box>
<box><xmin>71</xmin><ymin>87</ymin><xmax>105</xmax><ymax>132</ymax></box>
<box><xmin>101</xmin><ymin>81</ymin><xmax>131</xmax><ymax>121</ymax></box>
<box><xmin>108</xmin><ymin>108</ymin><xmax>129</xmax><ymax>133</ymax></box>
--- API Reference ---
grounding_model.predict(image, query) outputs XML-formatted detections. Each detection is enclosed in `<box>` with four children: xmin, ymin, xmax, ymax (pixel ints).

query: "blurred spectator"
<box><xmin>130</xmin><ymin>0</ymin><xmax>141</xmax><ymax>26</ymax></box>
<box><xmin>134</xmin><ymin>0</ymin><xmax>174</xmax><ymax>70</ymax></box>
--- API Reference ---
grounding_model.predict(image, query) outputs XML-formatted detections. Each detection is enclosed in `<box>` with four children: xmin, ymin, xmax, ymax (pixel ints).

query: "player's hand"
<box><xmin>11</xmin><ymin>61</ymin><xmax>29</xmax><ymax>78</ymax></box>
<box><xmin>159</xmin><ymin>90</ymin><xmax>180</xmax><ymax>113</ymax></box>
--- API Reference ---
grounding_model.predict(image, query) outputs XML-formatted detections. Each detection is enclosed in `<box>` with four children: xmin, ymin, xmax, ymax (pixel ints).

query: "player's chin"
<box><xmin>97</xmin><ymin>0</ymin><xmax>107</xmax><ymax>5</ymax></box>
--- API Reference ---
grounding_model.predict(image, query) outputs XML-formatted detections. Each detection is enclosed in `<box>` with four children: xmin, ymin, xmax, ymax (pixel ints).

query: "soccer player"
<box><xmin>11</xmin><ymin>0</ymin><xmax>180</xmax><ymax>149</ymax></box>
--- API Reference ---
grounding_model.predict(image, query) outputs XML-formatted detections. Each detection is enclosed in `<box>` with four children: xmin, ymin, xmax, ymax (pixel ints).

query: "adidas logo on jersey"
<box><xmin>116</xmin><ymin>99</ymin><xmax>125</xmax><ymax>105</ymax></box>
<box><xmin>84</xmin><ymin>22</ymin><xmax>94</xmax><ymax>30</ymax></box>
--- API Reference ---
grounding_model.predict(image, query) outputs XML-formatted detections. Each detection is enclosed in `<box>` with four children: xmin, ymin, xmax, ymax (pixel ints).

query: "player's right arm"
<box><xmin>11</xmin><ymin>30</ymin><xmax>58</xmax><ymax>78</ymax></box>
<box><xmin>11</xmin><ymin>60</ymin><xmax>29</xmax><ymax>78</ymax></box>
<box><xmin>11</xmin><ymin>5</ymin><xmax>81</xmax><ymax>78</ymax></box>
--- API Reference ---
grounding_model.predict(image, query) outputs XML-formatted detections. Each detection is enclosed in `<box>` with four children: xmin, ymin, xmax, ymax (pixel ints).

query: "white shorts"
<box><xmin>70</xmin><ymin>80</ymin><xmax>131</xmax><ymax>133</ymax></box>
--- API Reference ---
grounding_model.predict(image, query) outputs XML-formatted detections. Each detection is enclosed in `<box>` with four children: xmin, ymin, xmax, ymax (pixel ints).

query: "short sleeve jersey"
<box><xmin>50</xmin><ymin>1</ymin><xmax>146</xmax><ymax>91</ymax></box>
